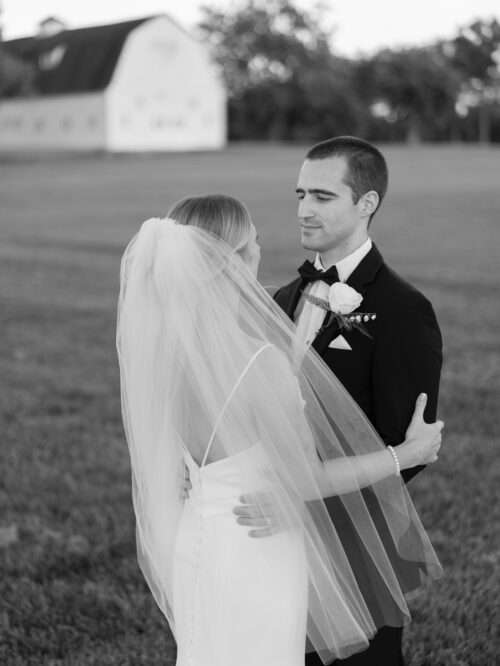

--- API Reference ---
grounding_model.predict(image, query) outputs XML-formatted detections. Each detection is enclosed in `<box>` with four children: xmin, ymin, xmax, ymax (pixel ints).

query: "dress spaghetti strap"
<box><xmin>200</xmin><ymin>344</ymin><xmax>273</xmax><ymax>467</ymax></box>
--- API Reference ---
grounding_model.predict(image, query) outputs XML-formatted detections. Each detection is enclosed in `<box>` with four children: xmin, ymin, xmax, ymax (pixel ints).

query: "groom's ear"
<box><xmin>359</xmin><ymin>190</ymin><xmax>379</xmax><ymax>219</ymax></box>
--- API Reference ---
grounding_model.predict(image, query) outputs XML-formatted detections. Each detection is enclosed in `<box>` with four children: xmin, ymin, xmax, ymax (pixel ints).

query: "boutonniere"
<box><xmin>305</xmin><ymin>282</ymin><xmax>376</xmax><ymax>338</ymax></box>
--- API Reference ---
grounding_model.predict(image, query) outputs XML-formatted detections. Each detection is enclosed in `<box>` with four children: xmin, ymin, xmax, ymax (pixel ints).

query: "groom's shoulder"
<box><xmin>374</xmin><ymin>260</ymin><xmax>434</xmax><ymax>314</ymax></box>
<box><xmin>372</xmin><ymin>261</ymin><xmax>442</xmax><ymax>347</ymax></box>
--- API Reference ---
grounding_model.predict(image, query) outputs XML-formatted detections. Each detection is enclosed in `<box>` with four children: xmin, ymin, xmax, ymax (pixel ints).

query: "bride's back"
<box><xmin>177</xmin><ymin>336</ymin><xmax>273</xmax><ymax>467</ymax></box>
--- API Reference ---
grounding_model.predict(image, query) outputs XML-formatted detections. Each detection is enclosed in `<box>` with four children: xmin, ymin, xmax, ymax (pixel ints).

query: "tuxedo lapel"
<box><xmin>279</xmin><ymin>277</ymin><xmax>307</xmax><ymax>320</ymax></box>
<box><xmin>345</xmin><ymin>243</ymin><xmax>384</xmax><ymax>295</ymax></box>
<box><xmin>311</xmin><ymin>244</ymin><xmax>384</xmax><ymax>356</ymax></box>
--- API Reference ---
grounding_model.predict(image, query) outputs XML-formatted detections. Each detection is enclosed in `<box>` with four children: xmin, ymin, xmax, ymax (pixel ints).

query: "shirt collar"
<box><xmin>314</xmin><ymin>238</ymin><xmax>373</xmax><ymax>282</ymax></box>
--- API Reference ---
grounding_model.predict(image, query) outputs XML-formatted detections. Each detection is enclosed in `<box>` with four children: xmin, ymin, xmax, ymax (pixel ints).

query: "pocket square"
<box><xmin>328</xmin><ymin>335</ymin><xmax>352</xmax><ymax>351</ymax></box>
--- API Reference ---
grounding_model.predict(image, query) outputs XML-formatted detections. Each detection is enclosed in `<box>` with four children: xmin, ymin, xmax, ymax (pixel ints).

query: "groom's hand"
<box><xmin>233</xmin><ymin>492</ymin><xmax>281</xmax><ymax>538</ymax></box>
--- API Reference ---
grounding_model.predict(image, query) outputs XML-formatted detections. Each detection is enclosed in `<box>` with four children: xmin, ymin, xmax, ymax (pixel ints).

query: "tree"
<box><xmin>198</xmin><ymin>1</ymin><xmax>500</xmax><ymax>143</ymax></box>
<box><xmin>0</xmin><ymin>46</ymin><xmax>35</xmax><ymax>98</ymax></box>
<box><xmin>198</xmin><ymin>0</ymin><xmax>360</xmax><ymax>140</ymax></box>
<box><xmin>356</xmin><ymin>46</ymin><xmax>461</xmax><ymax>143</ymax></box>
<box><xmin>446</xmin><ymin>19</ymin><xmax>500</xmax><ymax>142</ymax></box>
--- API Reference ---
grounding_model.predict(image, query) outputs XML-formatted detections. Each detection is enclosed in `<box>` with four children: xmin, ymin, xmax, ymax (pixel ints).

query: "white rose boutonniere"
<box><xmin>305</xmin><ymin>282</ymin><xmax>376</xmax><ymax>338</ymax></box>
<box><xmin>328</xmin><ymin>282</ymin><xmax>363</xmax><ymax>315</ymax></box>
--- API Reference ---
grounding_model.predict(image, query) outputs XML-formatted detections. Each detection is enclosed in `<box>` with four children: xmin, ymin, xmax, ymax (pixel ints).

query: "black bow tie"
<box><xmin>298</xmin><ymin>260</ymin><xmax>339</xmax><ymax>286</ymax></box>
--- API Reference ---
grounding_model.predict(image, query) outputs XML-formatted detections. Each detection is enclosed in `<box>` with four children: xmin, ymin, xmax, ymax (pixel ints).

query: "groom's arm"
<box><xmin>371</xmin><ymin>295</ymin><xmax>443</xmax><ymax>483</ymax></box>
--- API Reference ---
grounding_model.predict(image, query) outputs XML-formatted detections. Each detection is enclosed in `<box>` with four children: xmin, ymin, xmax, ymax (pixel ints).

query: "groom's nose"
<box><xmin>298</xmin><ymin>198</ymin><xmax>314</xmax><ymax>220</ymax></box>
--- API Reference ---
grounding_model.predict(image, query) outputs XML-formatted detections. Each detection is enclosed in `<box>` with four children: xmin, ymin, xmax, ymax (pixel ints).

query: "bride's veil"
<box><xmin>116</xmin><ymin>217</ymin><xmax>442</xmax><ymax>662</ymax></box>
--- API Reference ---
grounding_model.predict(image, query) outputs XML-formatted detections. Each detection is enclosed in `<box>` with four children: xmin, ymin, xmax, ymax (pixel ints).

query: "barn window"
<box><xmin>39</xmin><ymin>44</ymin><xmax>67</xmax><ymax>70</ymax></box>
<box><xmin>4</xmin><ymin>116</ymin><xmax>18</xmax><ymax>129</ymax></box>
<box><xmin>61</xmin><ymin>116</ymin><xmax>73</xmax><ymax>131</ymax></box>
<box><xmin>34</xmin><ymin>118</ymin><xmax>46</xmax><ymax>132</ymax></box>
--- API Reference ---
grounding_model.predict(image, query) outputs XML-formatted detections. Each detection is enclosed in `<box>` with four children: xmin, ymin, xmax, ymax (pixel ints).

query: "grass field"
<box><xmin>0</xmin><ymin>144</ymin><xmax>499</xmax><ymax>665</ymax></box>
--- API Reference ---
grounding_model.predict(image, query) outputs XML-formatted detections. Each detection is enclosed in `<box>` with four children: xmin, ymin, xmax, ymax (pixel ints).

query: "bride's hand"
<box><xmin>397</xmin><ymin>393</ymin><xmax>444</xmax><ymax>470</ymax></box>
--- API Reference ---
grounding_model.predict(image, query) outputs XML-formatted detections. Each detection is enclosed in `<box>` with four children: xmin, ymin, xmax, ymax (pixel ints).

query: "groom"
<box><xmin>236</xmin><ymin>136</ymin><xmax>443</xmax><ymax>665</ymax></box>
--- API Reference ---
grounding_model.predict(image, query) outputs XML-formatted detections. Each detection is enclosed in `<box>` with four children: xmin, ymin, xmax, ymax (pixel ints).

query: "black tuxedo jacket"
<box><xmin>274</xmin><ymin>243</ymin><xmax>443</xmax><ymax>482</ymax></box>
<box><xmin>275</xmin><ymin>244</ymin><xmax>443</xmax><ymax>628</ymax></box>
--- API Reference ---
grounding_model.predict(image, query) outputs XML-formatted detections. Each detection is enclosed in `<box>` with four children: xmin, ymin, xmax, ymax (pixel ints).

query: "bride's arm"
<box><xmin>234</xmin><ymin>350</ymin><xmax>442</xmax><ymax>536</ymax></box>
<box><xmin>308</xmin><ymin>394</ymin><xmax>443</xmax><ymax>497</ymax></box>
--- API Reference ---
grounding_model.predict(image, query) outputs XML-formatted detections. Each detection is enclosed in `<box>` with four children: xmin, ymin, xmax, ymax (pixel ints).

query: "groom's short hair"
<box><xmin>306</xmin><ymin>136</ymin><xmax>388</xmax><ymax>222</ymax></box>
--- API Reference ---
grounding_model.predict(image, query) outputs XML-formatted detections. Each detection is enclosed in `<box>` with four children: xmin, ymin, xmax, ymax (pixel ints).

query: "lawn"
<box><xmin>0</xmin><ymin>144</ymin><xmax>499</xmax><ymax>665</ymax></box>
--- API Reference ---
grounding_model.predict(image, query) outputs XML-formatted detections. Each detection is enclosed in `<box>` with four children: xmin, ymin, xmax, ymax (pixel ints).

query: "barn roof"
<box><xmin>2</xmin><ymin>16</ymin><xmax>155</xmax><ymax>96</ymax></box>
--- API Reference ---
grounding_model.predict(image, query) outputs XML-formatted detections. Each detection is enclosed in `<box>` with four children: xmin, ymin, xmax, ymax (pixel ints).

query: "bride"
<box><xmin>116</xmin><ymin>194</ymin><xmax>443</xmax><ymax>666</ymax></box>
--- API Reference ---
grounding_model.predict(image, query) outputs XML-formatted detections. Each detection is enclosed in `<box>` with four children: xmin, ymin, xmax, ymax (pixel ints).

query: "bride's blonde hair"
<box><xmin>168</xmin><ymin>194</ymin><xmax>253</xmax><ymax>253</ymax></box>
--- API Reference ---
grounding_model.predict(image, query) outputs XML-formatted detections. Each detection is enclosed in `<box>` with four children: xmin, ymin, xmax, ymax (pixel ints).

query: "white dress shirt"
<box><xmin>295</xmin><ymin>238</ymin><xmax>372</xmax><ymax>347</ymax></box>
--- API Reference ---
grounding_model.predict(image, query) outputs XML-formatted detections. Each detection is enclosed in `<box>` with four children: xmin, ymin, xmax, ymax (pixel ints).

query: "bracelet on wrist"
<box><xmin>387</xmin><ymin>445</ymin><xmax>401</xmax><ymax>476</ymax></box>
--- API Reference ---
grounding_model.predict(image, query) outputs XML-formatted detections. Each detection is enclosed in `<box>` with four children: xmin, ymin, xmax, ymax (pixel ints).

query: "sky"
<box><xmin>2</xmin><ymin>0</ymin><xmax>500</xmax><ymax>55</ymax></box>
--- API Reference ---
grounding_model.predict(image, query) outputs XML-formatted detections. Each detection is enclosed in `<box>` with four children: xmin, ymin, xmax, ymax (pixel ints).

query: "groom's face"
<box><xmin>296</xmin><ymin>156</ymin><xmax>365</xmax><ymax>254</ymax></box>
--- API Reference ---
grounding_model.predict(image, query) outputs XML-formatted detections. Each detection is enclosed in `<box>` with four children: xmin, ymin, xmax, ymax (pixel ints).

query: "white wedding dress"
<box><xmin>173</xmin><ymin>441</ymin><xmax>309</xmax><ymax>666</ymax></box>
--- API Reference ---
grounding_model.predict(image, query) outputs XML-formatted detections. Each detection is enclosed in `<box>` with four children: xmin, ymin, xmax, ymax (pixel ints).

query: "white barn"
<box><xmin>0</xmin><ymin>15</ymin><xmax>227</xmax><ymax>151</ymax></box>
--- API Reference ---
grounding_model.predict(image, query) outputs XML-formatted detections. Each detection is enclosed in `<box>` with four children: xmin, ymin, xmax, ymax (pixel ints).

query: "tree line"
<box><xmin>198</xmin><ymin>0</ymin><xmax>500</xmax><ymax>143</ymax></box>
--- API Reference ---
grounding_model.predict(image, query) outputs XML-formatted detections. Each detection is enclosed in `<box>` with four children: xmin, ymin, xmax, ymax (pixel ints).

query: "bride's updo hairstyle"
<box><xmin>167</xmin><ymin>194</ymin><xmax>253</xmax><ymax>255</ymax></box>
